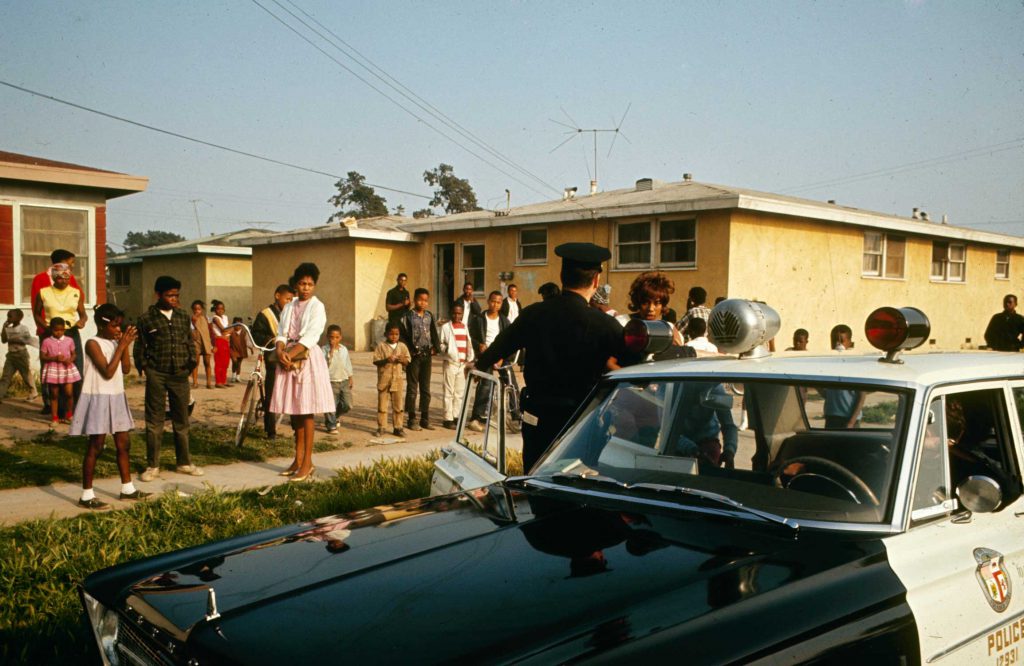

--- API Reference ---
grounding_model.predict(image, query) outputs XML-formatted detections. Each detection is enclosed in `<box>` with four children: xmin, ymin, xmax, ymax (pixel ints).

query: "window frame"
<box><xmin>861</xmin><ymin>232</ymin><xmax>906</xmax><ymax>280</ymax></box>
<box><xmin>996</xmin><ymin>248</ymin><xmax>1010</xmax><ymax>280</ymax></box>
<box><xmin>460</xmin><ymin>243</ymin><xmax>486</xmax><ymax>296</ymax></box>
<box><xmin>614</xmin><ymin>218</ymin><xmax>697</xmax><ymax>270</ymax></box>
<box><xmin>516</xmin><ymin>227</ymin><xmax>547</xmax><ymax>266</ymax></box>
<box><xmin>930</xmin><ymin>241</ymin><xmax>967</xmax><ymax>283</ymax></box>
<box><xmin>12</xmin><ymin>201</ymin><xmax>95</xmax><ymax>306</ymax></box>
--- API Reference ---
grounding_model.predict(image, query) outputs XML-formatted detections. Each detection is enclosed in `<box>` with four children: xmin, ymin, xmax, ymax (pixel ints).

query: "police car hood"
<box><xmin>85</xmin><ymin>484</ymin><xmax>911</xmax><ymax>664</ymax></box>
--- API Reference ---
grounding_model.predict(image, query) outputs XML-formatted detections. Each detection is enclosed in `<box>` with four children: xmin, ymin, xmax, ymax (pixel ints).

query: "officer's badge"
<box><xmin>974</xmin><ymin>547</ymin><xmax>1012</xmax><ymax>612</ymax></box>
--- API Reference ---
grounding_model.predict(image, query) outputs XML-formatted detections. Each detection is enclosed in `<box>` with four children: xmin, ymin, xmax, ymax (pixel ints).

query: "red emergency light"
<box><xmin>865</xmin><ymin>306</ymin><xmax>930</xmax><ymax>362</ymax></box>
<box><xmin>624</xmin><ymin>319</ymin><xmax>674</xmax><ymax>357</ymax></box>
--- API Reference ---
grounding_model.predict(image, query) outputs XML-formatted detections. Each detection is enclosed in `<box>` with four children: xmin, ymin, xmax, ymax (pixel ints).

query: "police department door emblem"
<box><xmin>974</xmin><ymin>547</ymin><xmax>1012</xmax><ymax>612</ymax></box>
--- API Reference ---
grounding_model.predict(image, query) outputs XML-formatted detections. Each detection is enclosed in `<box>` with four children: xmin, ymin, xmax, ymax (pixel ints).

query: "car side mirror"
<box><xmin>700</xmin><ymin>388</ymin><xmax>733</xmax><ymax>411</ymax></box>
<box><xmin>957</xmin><ymin>475</ymin><xmax>1003</xmax><ymax>513</ymax></box>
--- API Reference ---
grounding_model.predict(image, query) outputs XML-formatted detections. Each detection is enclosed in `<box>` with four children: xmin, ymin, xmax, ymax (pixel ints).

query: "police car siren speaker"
<box><xmin>708</xmin><ymin>299</ymin><xmax>781</xmax><ymax>359</ymax></box>
<box><xmin>865</xmin><ymin>306</ymin><xmax>930</xmax><ymax>363</ymax></box>
<box><xmin>624</xmin><ymin>319</ymin><xmax>675</xmax><ymax>356</ymax></box>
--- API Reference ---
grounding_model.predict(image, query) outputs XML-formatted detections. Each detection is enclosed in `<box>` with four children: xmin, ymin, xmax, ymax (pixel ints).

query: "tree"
<box><xmin>412</xmin><ymin>208</ymin><xmax>434</xmax><ymax>219</ymax></box>
<box><xmin>423</xmin><ymin>163</ymin><xmax>479</xmax><ymax>215</ymax></box>
<box><xmin>327</xmin><ymin>171</ymin><xmax>388</xmax><ymax>221</ymax></box>
<box><xmin>123</xmin><ymin>230</ymin><xmax>186</xmax><ymax>251</ymax></box>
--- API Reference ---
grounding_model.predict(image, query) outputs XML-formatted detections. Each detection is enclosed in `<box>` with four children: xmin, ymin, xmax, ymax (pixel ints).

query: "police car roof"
<box><xmin>609</xmin><ymin>351</ymin><xmax>1024</xmax><ymax>389</ymax></box>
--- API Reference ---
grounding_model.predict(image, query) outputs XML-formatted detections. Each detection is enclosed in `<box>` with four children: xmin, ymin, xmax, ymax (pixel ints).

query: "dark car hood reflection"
<box><xmin>117</xmin><ymin>484</ymin><xmax>900</xmax><ymax>664</ymax></box>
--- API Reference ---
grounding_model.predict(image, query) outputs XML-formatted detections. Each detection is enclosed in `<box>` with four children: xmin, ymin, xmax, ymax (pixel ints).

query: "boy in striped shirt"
<box><xmin>439</xmin><ymin>304</ymin><xmax>474</xmax><ymax>429</ymax></box>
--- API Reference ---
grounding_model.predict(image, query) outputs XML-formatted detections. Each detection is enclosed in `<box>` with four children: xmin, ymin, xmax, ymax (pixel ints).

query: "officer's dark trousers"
<box><xmin>145</xmin><ymin>368</ymin><xmax>191</xmax><ymax>468</ymax></box>
<box><xmin>521</xmin><ymin>406</ymin><xmax>574</xmax><ymax>472</ymax></box>
<box><xmin>405</xmin><ymin>353</ymin><xmax>432</xmax><ymax>425</ymax></box>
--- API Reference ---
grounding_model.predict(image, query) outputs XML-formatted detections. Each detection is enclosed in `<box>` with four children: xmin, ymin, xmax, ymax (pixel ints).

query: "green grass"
<box><xmin>861</xmin><ymin>401</ymin><xmax>899</xmax><ymax>424</ymax></box>
<box><xmin>0</xmin><ymin>449</ymin><xmax>523</xmax><ymax>664</ymax></box>
<box><xmin>0</xmin><ymin>426</ymin><xmax>342</xmax><ymax>490</ymax></box>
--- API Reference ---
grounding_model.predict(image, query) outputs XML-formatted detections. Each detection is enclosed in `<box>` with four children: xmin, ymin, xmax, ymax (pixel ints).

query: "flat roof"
<box><xmin>242</xmin><ymin>216</ymin><xmax>418</xmax><ymax>246</ymax></box>
<box><xmin>0</xmin><ymin>150</ymin><xmax>148</xmax><ymax>199</ymax></box>
<box><xmin>400</xmin><ymin>179</ymin><xmax>1024</xmax><ymax>249</ymax></box>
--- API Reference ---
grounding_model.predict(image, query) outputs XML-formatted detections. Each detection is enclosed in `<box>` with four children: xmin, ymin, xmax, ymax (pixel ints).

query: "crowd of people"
<box><xmin>3</xmin><ymin>245</ymin><xmax>1024</xmax><ymax>512</ymax></box>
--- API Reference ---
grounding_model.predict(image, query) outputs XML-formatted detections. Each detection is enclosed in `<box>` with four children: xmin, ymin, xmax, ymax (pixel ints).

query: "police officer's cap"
<box><xmin>554</xmin><ymin>242</ymin><xmax>611</xmax><ymax>269</ymax></box>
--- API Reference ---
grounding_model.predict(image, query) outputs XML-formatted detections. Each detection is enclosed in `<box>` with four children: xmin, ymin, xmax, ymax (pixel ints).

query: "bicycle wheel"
<box><xmin>505</xmin><ymin>385</ymin><xmax>522</xmax><ymax>434</ymax></box>
<box><xmin>235</xmin><ymin>379</ymin><xmax>259</xmax><ymax>447</ymax></box>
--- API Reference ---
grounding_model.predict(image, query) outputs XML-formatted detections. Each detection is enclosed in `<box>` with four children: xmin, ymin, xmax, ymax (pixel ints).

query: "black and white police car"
<box><xmin>82</xmin><ymin>300</ymin><xmax>1024</xmax><ymax>664</ymax></box>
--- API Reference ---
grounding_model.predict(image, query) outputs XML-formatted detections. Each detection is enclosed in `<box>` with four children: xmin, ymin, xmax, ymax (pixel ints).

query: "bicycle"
<box><xmin>495</xmin><ymin>362</ymin><xmax>522</xmax><ymax>434</ymax></box>
<box><xmin>228</xmin><ymin>323</ymin><xmax>276</xmax><ymax>447</ymax></box>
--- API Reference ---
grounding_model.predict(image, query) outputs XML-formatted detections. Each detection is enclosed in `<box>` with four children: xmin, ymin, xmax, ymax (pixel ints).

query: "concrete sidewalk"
<box><xmin>0</xmin><ymin>430</ymin><xmax>521</xmax><ymax>525</ymax></box>
<box><xmin>0</xmin><ymin>350</ymin><xmax>523</xmax><ymax>526</ymax></box>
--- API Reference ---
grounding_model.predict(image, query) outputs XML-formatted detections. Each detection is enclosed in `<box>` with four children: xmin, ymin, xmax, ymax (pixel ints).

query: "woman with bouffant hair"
<box><xmin>270</xmin><ymin>262</ymin><xmax>335</xmax><ymax>482</ymax></box>
<box><xmin>620</xmin><ymin>271</ymin><xmax>684</xmax><ymax>350</ymax></box>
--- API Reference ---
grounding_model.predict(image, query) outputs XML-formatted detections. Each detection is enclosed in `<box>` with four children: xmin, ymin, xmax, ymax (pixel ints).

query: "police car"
<box><xmin>81</xmin><ymin>301</ymin><xmax>1024</xmax><ymax>665</ymax></box>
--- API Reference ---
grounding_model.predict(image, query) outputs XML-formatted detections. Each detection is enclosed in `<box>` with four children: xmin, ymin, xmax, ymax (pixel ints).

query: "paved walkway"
<box><xmin>0</xmin><ymin>350</ymin><xmax>522</xmax><ymax>525</ymax></box>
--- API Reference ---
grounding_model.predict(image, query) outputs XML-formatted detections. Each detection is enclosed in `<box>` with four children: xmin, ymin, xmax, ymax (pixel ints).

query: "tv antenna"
<box><xmin>550</xmin><ymin>103</ymin><xmax>631</xmax><ymax>194</ymax></box>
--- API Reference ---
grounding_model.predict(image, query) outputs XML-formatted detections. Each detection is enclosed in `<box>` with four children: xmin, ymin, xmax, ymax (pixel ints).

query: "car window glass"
<box><xmin>911</xmin><ymin>398</ymin><xmax>951</xmax><ymax>517</ymax></box>
<box><xmin>946</xmin><ymin>388</ymin><xmax>1021</xmax><ymax>508</ymax></box>
<box><xmin>538</xmin><ymin>378</ymin><xmax>908</xmax><ymax>525</ymax></box>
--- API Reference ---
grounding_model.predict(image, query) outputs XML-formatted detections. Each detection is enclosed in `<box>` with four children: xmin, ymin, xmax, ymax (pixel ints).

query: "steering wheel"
<box><xmin>777</xmin><ymin>456</ymin><xmax>880</xmax><ymax>507</ymax></box>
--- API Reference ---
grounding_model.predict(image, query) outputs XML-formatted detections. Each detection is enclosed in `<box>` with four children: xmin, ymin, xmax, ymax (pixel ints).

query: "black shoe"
<box><xmin>421</xmin><ymin>421</ymin><xmax>435</xmax><ymax>430</ymax></box>
<box><xmin>266</xmin><ymin>430</ymin><xmax>277</xmax><ymax>439</ymax></box>
<box><xmin>78</xmin><ymin>497</ymin><xmax>111</xmax><ymax>511</ymax></box>
<box><xmin>442</xmin><ymin>420</ymin><xmax>456</xmax><ymax>430</ymax></box>
<box><xmin>408</xmin><ymin>422</ymin><xmax>422</xmax><ymax>431</ymax></box>
<box><xmin>394</xmin><ymin>428</ymin><xmax>405</xmax><ymax>437</ymax></box>
<box><xmin>119</xmin><ymin>489</ymin><xmax>153</xmax><ymax>501</ymax></box>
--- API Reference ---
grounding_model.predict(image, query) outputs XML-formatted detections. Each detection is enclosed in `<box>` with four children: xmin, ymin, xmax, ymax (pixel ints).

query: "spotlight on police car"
<box><xmin>708</xmin><ymin>299</ymin><xmax>781</xmax><ymax>359</ymax></box>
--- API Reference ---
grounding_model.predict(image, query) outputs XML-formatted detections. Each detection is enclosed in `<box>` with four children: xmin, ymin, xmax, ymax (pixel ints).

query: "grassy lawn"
<box><xmin>0</xmin><ymin>426</ymin><xmax>344</xmax><ymax>490</ymax></box>
<box><xmin>0</xmin><ymin>449</ymin><xmax>524</xmax><ymax>664</ymax></box>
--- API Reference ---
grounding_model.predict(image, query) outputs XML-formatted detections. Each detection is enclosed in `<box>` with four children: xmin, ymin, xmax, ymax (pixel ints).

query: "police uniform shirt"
<box><xmin>477</xmin><ymin>290</ymin><xmax>627</xmax><ymax>410</ymax></box>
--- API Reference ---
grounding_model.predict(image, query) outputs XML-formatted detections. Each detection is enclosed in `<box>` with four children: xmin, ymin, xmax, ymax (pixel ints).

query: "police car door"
<box><xmin>430</xmin><ymin>370</ymin><xmax>509</xmax><ymax>495</ymax></box>
<box><xmin>884</xmin><ymin>382</ymin><xmax>1024</xmax><ymax>665</ymax></box>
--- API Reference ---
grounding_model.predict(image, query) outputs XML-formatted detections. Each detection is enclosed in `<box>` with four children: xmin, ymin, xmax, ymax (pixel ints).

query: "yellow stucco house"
<box><xmin>245</xmin><ymin>178</ymin><xmax>1024</xmax><ymax>352</ymax></box>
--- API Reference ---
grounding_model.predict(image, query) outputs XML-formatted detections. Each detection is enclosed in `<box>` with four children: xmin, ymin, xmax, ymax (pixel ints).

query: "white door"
<box><xmin>885</xmin><ymin>383</ymin><xmax>1024</xmax><ymax>664</ymax></box>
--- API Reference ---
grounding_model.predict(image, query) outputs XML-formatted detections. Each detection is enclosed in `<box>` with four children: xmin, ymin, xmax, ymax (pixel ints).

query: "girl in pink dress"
<box><xmin>209</xmin><ymin>300</ymin><xmax>231</xmax><ymax>388</ymax></box>
<box><xmin>270</xmin><ymin>263</ymin><xmax>334</xmax><ymax>481</ymax></box>
<box><xmin>40</xmin><ymin>317</ymin><xmax>81</xmax><ymax>425</ymax></box>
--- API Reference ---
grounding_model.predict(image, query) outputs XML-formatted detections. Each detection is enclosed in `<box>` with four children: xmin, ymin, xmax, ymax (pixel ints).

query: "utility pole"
<box><xmin>189</xmin><ymin>199</ymin><xmax>204</xmax><ymax>237</ymax></box>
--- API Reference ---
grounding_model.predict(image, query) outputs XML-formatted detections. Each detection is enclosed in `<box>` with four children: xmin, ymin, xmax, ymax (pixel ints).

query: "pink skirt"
<box><xmin>269</xmin><ymin>347</ymin><xmax>336</xmax><ymax>415</ymax></box>
<box><xmin>42</xmin><ymin>361</ymin><xmax>81</xmax><ymax>385</ymax></box>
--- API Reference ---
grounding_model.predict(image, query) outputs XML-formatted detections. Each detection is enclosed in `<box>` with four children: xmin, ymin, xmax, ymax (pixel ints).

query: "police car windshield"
<box><xmin>533</xmin><ymin>378</ymin><xmax>910</xmax><ymax>525</ymax></box>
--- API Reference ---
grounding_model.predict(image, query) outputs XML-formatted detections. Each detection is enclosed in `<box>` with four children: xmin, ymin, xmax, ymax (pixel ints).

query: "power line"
<box><xmin>280</xmin><ymin>0</ymin><xmax>561</xmax><ymax>198</ymax></box>
<box><xmin>0</xmin><ymin>79</ymin><xmax>432</xmax><ymax>200</ymax></box>
<box><xmin>249</xmin><ymin>0</ymin><xmax>555</xmax><ymax>200</ymax></box>
<box><xmin>781</xmin><ymin>137</ymin><xmax>1024</xmax><ymax>194</ymax></box>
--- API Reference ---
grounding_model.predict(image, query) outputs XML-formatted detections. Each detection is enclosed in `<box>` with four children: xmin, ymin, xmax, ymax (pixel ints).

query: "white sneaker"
<box><xmin>467</xmin><ymin>420</ymin><xmax>484</xmax><ymax>432</ymax></box>
<box><xmin>176</xmin><ymin>464</ymin><xmax>205</xmax><ymax>476</ymax></box>
<box><xmin>140</xmin><ymin>467</ymin><xmax>161</xmax><ymax>482</ymax></box>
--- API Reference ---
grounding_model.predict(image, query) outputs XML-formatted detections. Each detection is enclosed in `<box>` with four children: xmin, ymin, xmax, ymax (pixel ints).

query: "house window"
<box><xmin>616</xmin><ymin>222</ymin><xmax>651</xmax><ymax>266</ymax></box>
<box><xmin>862</xmin><ymin>232</ymin><xmax>905</xmax><ymax>278</ymax></box>
<box><xmin>931</xmin><ymin>241</ymin><xmax>966</xmax><ymax>282</ymax></box>
<box><xmin>518</xmin><ymin>228</ymin><xmax>547</xmax><ymax>264</ymax></box>
<box><xmin>615</xmin><ymin>219</ymin><xmax>697</xmax><ymax>268</ymax></box>
<box><xmin>462</xmin><ymin>244</ymin><xmax>485</xmax><ymax>293</ymax></box>
<box><xmin>112</xmin><ymin>265</ymin><xmax>131</xmax><ymax>287</ymax></box>
<box><xmin>20</xmin><ymin>206</ymin><xmax>89</xmax><ymax>302</ymax></box>
<box><xmin>996</xmin><ymin>249</ymin><xmax>1010</xmax><ymax>279</ymax></box>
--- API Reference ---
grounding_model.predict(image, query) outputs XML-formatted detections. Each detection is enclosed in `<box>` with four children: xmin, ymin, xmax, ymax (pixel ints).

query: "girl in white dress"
<box><xmin>70</xmin><ymin>304</ymin><xmax>151</xmax><ymax>510</ymax></box>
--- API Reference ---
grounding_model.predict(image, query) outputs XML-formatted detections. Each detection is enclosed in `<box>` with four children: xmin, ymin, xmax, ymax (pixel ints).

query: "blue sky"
<box><xmin>2</xmin><ymin>0</ymin><xmax>1022</xmax><ymax>245</ymax></box>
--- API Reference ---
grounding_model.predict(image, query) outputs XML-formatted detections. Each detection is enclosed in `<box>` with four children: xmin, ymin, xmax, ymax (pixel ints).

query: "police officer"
<box><xmin>476</xmin><ymin>242</ymin><xmax>628</xmax><ymax>471</ymax></box>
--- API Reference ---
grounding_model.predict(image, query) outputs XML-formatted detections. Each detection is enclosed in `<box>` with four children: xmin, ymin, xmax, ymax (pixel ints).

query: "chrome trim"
<box><xmin>925</xmin><ymin>608</ymin><xmax>1024</xmax><ymax>662</ymax></box>
<box><xmin>525</xmin><ymin>479</ymin><xmax>902</xmax><ymax>534</ymax></box>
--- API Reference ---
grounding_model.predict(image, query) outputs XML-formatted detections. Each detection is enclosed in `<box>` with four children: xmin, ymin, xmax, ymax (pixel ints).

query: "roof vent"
<box><xmin>912</xmin><ymin>207</ymin><xmax>920</xmax><ymax>220</ymax></box>
<box><xmin>920</xmin><ymin>211</ymin><xmax>929</xmax><ymax>222</ymax></box>
<box><xmin>563</xmin><ymin>187</ymin><xmax>577</xmax><ymax>200</ymax></box>
<box><xmin>827</xmin><ymin>199</ymin><xmax>836</xmax><ymax>205</ymax></box>
<box><xmin>636</xmin><ymin>178</ymin><xmax>654</xmax><ymax>191</ymax></box>
<box><xmin>683</xmin><ymin>173</ymin><xmax>693</xmax><ymax>182</ymax></box>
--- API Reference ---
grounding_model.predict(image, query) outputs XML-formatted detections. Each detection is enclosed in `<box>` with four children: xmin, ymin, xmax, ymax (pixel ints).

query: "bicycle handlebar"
<box><xmin>226</xmin><ymin>322</ymin><xmax>277</xmax><ymax>353</ymax></box>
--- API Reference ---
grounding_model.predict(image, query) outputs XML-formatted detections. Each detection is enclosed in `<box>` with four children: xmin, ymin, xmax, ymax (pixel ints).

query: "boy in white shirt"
<box><xmin>684</xmin><ymin>318</ymin><xmax>718</xmax><ymax>353</ymax></box>
<box><xmin>439</xmin><ymin>304</ymin><xmax>474</xmax><ymax>429</ymax></box>
<box><xmin>321</xmin><ymin>325</ymin><xmax>354</xmax><ymax>433</ymax></box>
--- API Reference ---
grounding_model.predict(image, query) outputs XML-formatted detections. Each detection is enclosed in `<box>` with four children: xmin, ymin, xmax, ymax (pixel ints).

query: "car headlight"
<box><xmin>81</xmin><ymin>589</ymin><xmax>120</xmax><ymax>666</ymax></box>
